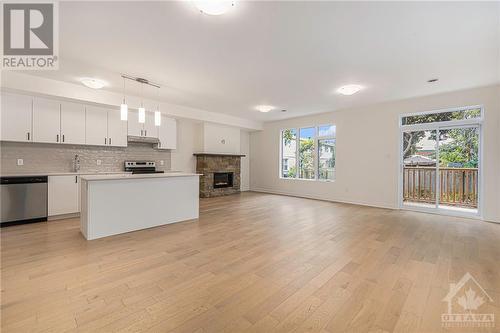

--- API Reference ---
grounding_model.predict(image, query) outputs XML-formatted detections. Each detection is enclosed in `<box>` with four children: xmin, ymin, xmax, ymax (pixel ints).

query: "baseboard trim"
<box><xmin>48</xmin><ymin>213</ymin><xmax>80</xmax><ymax>221</ymax></box>
<box><xmin>249</xmin><ymin>187</ymin><xmax>396</xmax><ymax>211</ymax></box>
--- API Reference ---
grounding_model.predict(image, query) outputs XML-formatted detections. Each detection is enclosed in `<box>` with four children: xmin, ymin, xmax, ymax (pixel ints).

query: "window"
<box><xmin>299</xmin><ymin>127</ymin><xmax>315</xmax><ymax>179</ymax></box>
<box><xmin>401</xmin><ymin>107</ymin><xmax>481</xmax><ymax>125</ymax></box>
<box><xmin>281</xmin><ymin>129</ymin><xmax>297</xmax><ymax>178</ymax></box>
<box><xmin>280</xmin><ymin>124</ymin><xmax>336</xmax><ymax>181</ymax></box>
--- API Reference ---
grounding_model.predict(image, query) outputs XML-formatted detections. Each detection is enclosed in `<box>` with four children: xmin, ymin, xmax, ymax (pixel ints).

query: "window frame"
<box><xmin>279</xmin><ymin>124</ymin><xmax>336</xmax><ymax>182</ymax></box>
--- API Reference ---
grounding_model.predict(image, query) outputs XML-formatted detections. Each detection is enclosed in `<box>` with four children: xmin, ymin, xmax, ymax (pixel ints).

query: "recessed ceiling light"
<box><xmin>81</xmin><ymin>78</ymin><xmax>106</xmax><ymax>89</ymax></box>
<box><xmin>337</xmin><ymin>84</ymin><xmax>363</xmax><ymax>96</ymax></box>
<box><xmin>427</xmin><ymin>78</ymin><xmax>439</xmax><ymax>83</ymax></box>
<box><xmin>255</xmin><ymin>105</ymin><xmax>275</xmax><ymax>113</ymax></box>
<box><xmin>193</xmin><ymin>0</ymin><xmax>235</xmax><ymax>15</ymax></box>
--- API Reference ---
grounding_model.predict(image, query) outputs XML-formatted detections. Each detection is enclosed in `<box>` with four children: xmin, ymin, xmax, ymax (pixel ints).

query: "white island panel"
<box><xmin>80</xmin><ymin>174</ymin><xmax>199</xmax><ymax>240</ymax></box>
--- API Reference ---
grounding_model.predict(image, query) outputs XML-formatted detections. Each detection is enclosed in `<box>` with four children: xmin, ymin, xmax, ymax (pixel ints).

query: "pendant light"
<box><xmin>120</xmin><ymin>77</ymin><xmax>128</xmax><ymax>121</ymax></box>
<box><xmin>138</xmin><ymin>82</ymin><xmax>145</xmax><ymax>123</ymax></box>
<box><xmin>154</xmin><ymin>85</ymin><xmax>161</xmax><ymax>126</ymax></box>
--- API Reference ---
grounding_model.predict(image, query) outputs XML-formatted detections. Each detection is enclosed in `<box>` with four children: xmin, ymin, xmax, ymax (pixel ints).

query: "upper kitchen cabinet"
<box><xmin>127</xmin><ymin>110</ymin><xmax>158</xmax><ymax>138</ymax></box>
<box><xmin>107</xmin><ymin>109</ymin><xmax>127</xmax><ymax>147</ymax></box>
<box><xmin>85</xmin><ymin>106</ymin><xmax>108</xmax><ymax>146</ymax></box>
<box><xmin>0</xmin><ymin>92</ymin><xmax>33</xmax><ymax>142</ymax></box>
<box><xmin>157</xmin><ymin>116</ymin><xmax>177</xmax><ymax>150</ymax></box>
<box><xmin>33</xmin><ymin>97</ymin><xmax>61</xmax><ymax>144</ymax></box>
<box><xmin>143</xmin><ymin>111</ymin><xmax>156</xmax><ymax>138</ymax></box>
<box><xmin>61</xmin><ymin>102</ymin><xmax>86</xmax><ymax>144</ymax></box>
<box><xmin>86</xmin><ymin>107</ymin><xmax>127</xmax><ymax>147</ymax></box>
<box><xmin>127</xmin><ymin>110</ymin><xmax>142</xmax><ymax>137</ymax></box>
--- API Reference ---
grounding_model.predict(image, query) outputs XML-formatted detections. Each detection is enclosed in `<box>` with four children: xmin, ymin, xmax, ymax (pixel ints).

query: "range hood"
<box><xmin>127</xmin><ymin>135</ymin><xmax>160</xmax><ymax>144</ymax></box>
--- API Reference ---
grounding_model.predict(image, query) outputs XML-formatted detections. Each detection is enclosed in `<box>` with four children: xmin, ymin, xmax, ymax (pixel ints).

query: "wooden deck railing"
<box><xmin>403</xmin><ymin>167</ymin><xmax>478</xmax><ymax>208</ymax></box>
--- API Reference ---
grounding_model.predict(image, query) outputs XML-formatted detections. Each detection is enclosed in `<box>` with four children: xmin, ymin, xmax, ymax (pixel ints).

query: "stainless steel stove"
<box><xmin>124</xmin><ymin>161</ymin><xmax>165</xmax><ymax>174</ymax></box>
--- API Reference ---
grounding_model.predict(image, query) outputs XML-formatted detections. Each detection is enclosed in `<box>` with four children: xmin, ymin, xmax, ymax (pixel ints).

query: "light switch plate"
<box><xmin>17</xmin><ymin>158</ymin><xmax>24</xmax><ymax>166</ymax></box>
<box><xmin>96</xmin><ymin>159</ymin><xmax>102</xmax><ymax>166</ymax></box>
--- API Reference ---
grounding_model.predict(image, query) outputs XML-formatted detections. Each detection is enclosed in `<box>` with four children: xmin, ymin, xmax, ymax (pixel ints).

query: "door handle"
<box><xmin>62</xmin><ymin>134</ymin><xmax>65</xmax><ymax>142</ymax></box>
<box><xmin>56</xmin><ymin>134</ymin><xmax>59</xmax><ymax>142</ymax></box>
<box><xmin>109</xmin><ymin>137</ymin><xmax>112</xmax><ymax>145</ymax></box>
<box><xmin>105</xmin><ymin>137</ymin><xmax>107</xmax><ymax>144</ymax></box>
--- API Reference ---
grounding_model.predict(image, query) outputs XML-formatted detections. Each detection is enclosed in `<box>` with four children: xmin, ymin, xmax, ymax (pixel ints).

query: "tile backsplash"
<box><xmin>0</xmin><ymin>141</ymin><xmax>171</xmax><ymax>174</ymax></box>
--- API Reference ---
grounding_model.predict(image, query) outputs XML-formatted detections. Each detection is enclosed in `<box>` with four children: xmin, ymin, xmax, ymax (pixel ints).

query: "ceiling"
<box><xmin>27</xmin><ymin>1</ymin><xmax>500</xmax><ymax>122</ymax></box>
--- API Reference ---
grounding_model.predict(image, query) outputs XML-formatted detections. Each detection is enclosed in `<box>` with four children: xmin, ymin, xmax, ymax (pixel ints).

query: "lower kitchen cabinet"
<box><xmin>48</xmin><ymin>175</ymin><xmax>79</xmax><ymax>216</ymax></box>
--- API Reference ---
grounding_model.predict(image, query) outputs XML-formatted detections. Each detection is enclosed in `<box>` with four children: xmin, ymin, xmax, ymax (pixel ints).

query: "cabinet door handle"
<box><xmin>141</xmin><ymin>129</ymin><xmax>143</xmax><ymax>136</ymax></box>
<box><xmin>145</xmin><ymin>130</ymin><xmax>147</xmax><ymax>136</ymax></box>
<box><xmin>56</xmin><ymin>134</ymin><xmax>59</xmax><ymax>142</ymax></box>
<box><xmin>109</xmin><ymin>137</ymin><xmax>112</xmax><ymax>145</ymax></box>
<box><xmin>105</xmin><ymin>137</ymin><xmax>107</xmax><ymax>145</ymax></box>
<box><xmin>62</xmin><ymin>134</ymin><xmax>65</xmax><ymax>142</ymax></box>
<box><xmin>75</xmin><ymin>176</ymin><xmax>77</xmax><ymax>183</ymax></box>
<box><xmin>27</xmin><ymin>132</ymin><xmax>30</xmax><ymax>141</ymax></box>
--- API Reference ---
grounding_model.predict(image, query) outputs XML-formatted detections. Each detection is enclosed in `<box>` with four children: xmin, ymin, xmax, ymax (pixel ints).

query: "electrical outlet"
<box><xmin>96</xmin><ymin>159</ymin><xmax>102</xmax><ymax>166</ymax></box>
<box><xmin>17</xmin><ymin>158</ymin><xmax>24</xmax><ymax>166</ymax></box>
<box><xmin>160</xmin><ymin>160</ymin><xmax>164</xmax><ymax>166</ymax></box>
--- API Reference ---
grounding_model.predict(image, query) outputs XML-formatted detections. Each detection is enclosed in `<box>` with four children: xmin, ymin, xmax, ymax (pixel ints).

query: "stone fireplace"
<box><xmin>194</xmin><ymin>153</ymin><xmax>245</xmax><ymax>198</ymax></box>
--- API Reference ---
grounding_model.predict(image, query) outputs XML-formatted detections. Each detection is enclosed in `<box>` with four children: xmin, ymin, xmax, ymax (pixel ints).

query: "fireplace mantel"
<box><xmin>193</xmin><ymin>153</ymin><xmax>246</xmax><ymax>157</ymax></box>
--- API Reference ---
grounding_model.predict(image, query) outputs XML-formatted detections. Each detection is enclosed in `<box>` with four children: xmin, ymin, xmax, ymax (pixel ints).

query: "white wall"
<box><xmin>169</xmin><ymin>121</ymin><xmax>251</xmax><ymax>191</ymax></box>
<box><xmin>240</xmin><ymin>131</ymin><xmax>250</xmax><ymax>191</ymax></box>
<box><xmin>202</xmin><ymin>123</ymin><xmax>241</xmax><ymax>154</ymax></box>
<box><xmin>250</xmin><ymin>85</ymin><xmax>500</xmax><ymax>223</ymax></box>
<box><xmin>170</xmin><ymin>119</ymin><xmax>202</xmax><ymax>173</ymax></box>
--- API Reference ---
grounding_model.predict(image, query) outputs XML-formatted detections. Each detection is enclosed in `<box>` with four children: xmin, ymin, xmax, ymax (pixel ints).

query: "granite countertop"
<box><xmin>80</xmin><ymin>173</ymin><xmax>201</xmax><ymax>181</ymax></box>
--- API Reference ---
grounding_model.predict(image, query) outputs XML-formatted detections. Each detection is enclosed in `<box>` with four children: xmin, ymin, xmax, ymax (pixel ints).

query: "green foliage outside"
<box><xmin>403</xmin><ymin>109</ymin><xmax>480</xmax><ymax>167</ymax></box>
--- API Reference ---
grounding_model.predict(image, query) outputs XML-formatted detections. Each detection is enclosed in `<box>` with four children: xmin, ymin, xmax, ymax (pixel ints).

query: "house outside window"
<box><xmin>280</xmin><ymin>124</ymin><xmax>336</xmax><ymax>181</ymax></box>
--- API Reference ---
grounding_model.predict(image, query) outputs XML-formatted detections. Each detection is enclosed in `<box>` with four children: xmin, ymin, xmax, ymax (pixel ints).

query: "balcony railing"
<box><xmin>403</xmin><ymin>167</ymin><xmax>478</xmax><ymax>208</ymax></box>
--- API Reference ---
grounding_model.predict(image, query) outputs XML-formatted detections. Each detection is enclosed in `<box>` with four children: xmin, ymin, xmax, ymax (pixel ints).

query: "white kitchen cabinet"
<box><xmin>127</xmin><ymin>110</ymin><xmax>142</xmax><ymax>137</ymax></box>
<box><xmin>107</xmin><ymin>109</ymin><xmax>127</xmax><ymax>147</ymax></box>
<box><xmin>86</xmin><ymin>107</ymin><xmax>127</xmax><ymax>147</ymax></box>
<box><xmin>0</xmin><ymin>92</ymin><xmax>33</xmax><ymax>142</ymax></box>
<box><xmin>85</xmin><ymin>106</ymin><xmax>108</xmax><ymax>146</ymax></box>
<box><xmin>143</xmin><ymin>111</ymin><xmax>157</xmax><ymax>138</ymax></box>
<box><xmin>61</xmin><ymin>102</ymin><xmax>86</xmax><ymax>144</ymax></box>
<box><xmin>33</xmin><ymin>97</ymin><xmax>61</xmax><ymax>143</ymax></box>
<box><xmin>48</xmin><ymin>175</ymin><xmax>79</xmax><ymax>216</ymax></box>
<box><xmin>127</xmin><ymin>110</ymin><xmax>158</xmax><ymax>138</ymax></box>
<box><xmin>157</xmin><ymin>116</ymin><xmax>177</xmax><ymax>150</ymax></box>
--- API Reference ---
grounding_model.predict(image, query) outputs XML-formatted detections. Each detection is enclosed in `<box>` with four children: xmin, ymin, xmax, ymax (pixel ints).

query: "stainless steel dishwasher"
<box><xmin>0</xmin><ymin>176</ymin><xmax>48</xmax><ymax>227</ymax></box>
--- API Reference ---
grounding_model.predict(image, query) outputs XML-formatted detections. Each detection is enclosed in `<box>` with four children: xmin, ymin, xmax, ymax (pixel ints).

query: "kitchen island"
<box><xmin>79</xmin><ymin>173</ymin><xmax>200</xmax><ymax>240</ymax></box>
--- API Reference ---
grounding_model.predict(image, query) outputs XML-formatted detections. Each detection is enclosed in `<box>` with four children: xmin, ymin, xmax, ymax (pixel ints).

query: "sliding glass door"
<box><xmin>400</xmin><ymin>107</ymin><xmax>482</xmax><ymax>216</ymax></box>
<box><xmin>437</xmin><ymin>126</ymin><xmax>479</xmax><ymax>212</ymax></box>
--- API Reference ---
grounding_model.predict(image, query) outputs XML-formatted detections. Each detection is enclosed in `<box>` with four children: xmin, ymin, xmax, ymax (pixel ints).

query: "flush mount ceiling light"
<box><xmin>193</xmin><ymin>0</ymin><xmax>235</xmax><ymax>15</ymax></box>
<box><xmin>255</xmin><ymin>105</ymin><xmax>275</xmax><ymax>113</ymax></box>
<box><xmin>81</xmin><ymin>78</ymin><xmax>106</xmax><ymax>89</ymax></box>
<box><xmin>337</xmin><ymin>84</ymin><xmax>363</xmax><ymax>96</ymax></box>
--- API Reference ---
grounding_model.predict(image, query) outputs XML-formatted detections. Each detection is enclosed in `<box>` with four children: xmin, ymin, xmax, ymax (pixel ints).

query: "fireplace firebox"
<box><xmin>213</xmin><ymin>172</ymin><xmax>233</xmax><ymax>189</ymax></box>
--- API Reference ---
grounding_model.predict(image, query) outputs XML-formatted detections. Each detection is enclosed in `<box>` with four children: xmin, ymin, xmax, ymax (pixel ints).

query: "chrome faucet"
<box><xmin>74</xmin><ymin>154</ymin><xmax>81</xmax><ymax>172</ymax></box>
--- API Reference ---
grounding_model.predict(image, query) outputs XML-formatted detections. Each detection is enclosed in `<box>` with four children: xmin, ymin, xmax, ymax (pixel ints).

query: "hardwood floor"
<box><xmin>1</xmin><ymin>192</ymin><xmax>499</xmax><ymax>332</ymax></box>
